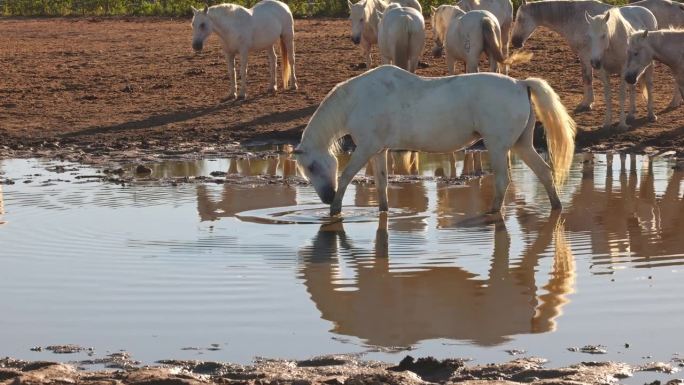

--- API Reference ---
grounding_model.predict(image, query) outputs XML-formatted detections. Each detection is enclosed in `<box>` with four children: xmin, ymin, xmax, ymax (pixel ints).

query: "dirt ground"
<box><xmin>0</xmin><ymin>17</ymin><xmax>683</xmax><ymax>160</ymax></box>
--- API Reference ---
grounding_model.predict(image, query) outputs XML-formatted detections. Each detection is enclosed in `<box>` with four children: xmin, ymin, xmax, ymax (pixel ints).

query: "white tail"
<box><xmin>279</xmin><ymin>36</ymin><xmax>291</xmax><ymax>90</ymax></box>
<box><xmin>394</xmin><ymin>15</ymin><xmax>412</xmax><ymax>70</ymax></box>
<box><xmin>523</xmin><ymin>78</ymin><xmax>576</xmax><ymax>185</ymax></box>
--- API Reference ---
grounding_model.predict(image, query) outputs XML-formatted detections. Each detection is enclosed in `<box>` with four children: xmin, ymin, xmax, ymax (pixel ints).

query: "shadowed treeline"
<box><xmin>0</xmin><ymin>0</ymin><xmax>633</xmax><ymax>17</ymax></box>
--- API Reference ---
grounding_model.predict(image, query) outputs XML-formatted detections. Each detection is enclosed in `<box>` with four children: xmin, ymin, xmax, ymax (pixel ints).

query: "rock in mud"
<box><xmin>45</xmin><ymin>345</ymin><xmax>90</xmax><ymax>354</ymax></box>
<box><xmin>389</xmin><ymin>356</ymin><xmax>465</xmax><ymax>382</ymax></box>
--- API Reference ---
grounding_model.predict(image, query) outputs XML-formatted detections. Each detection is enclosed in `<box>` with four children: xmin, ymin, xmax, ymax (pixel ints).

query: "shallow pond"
<box><xmin>0</xmin><ymin>152</ymin><xmax>682</xmax><ymax>370</ymax></box>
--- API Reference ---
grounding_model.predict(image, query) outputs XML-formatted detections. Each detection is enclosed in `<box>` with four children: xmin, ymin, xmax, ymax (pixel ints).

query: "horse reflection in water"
<box><xmin>563</xmin><ymin>153</ymin><xmax>684</xmax><ymax>266</ymax></box>
<box><xmin>197</xmin><ymin>155</ymin><xmax>298</xmax><ymax>221</ymax></box>
<box><xmin>0</xmin><ymin>183</ymin><xmax>5</xmax><ymax>226</ymax></box>
<box><xmin>298</xmin><ymin>209</ymin><xmax>575</xmax><ymax>347</ymax></box>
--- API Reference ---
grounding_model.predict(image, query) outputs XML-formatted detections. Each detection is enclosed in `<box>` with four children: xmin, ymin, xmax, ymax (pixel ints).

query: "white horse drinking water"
<box><xmin>377</xmin><ymin>4</ymin><xmax>426</xmax><ymax>72</ymax></box>
<box><xmin>349</xmin><ymin>0</ymin><xmax>422</xmax><ymax>68</ymax></box>
<box><xmin>624</xmin><ymin>28</ymin><xmax>684</xmax><ymax>105</ymax></box>
<box><xmin>190</xmin><ymin>0</ymin><xmax>297</xmax><ymax>99</ymax></box>
<box><xmin>294</xmin><ymin>66</ymin><xmax>576</xmax><ymax>216</ymax></box>
<box><xmin>586</xmin><ymin>7</ymin><xmax>657</xmax><ymax>129</ymax></box>
<box><xmin>431</xmin><ymin>5</ymin><xmax>530</xmax><ymax>74</ymax></box>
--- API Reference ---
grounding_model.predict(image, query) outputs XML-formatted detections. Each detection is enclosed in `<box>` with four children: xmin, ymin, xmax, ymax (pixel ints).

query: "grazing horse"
<box><xmin>457</xmin><ymin>0</ymin><xmax>514</xmax><ymax>73</ymax></box>
<box><xmin>294</xmin><ymin>66</ymin><xmax>576</xmax><ymax>216</ymax></box>
<box><xmin>586</xmin><ymin>7</ymin><xmax>657</xmax><ymax>129</ymax></box>
<box><xmin>378</xmin><ymin>4</ymin><xmax>426</xmax><ymax>72</ymax></box>
<box><xmin>629</xmin><ymin>0</ymin><xmax>684</xmax><ymax>107</ymax></box>
<box><xmin>511</xmin><ymin>0</ymin><xmax>614</xmax><ymax>111</ymax></box>
<box><xmin>431</xmin><ymin>5</ymin><xmax>531</xmax><ymax>73</ymax></box>
<box><xmin>348</xmin><ymin>0</ymin><xmax>422</xmax><ymax>68</ymax></box>
<box><xmin>624</xmin><ymin>28</ymin><xmax>684</xmax><ymax>106</ymax></box>
<box><xmin>190</xmin><ymin>0</ymin><xmax>297</xmax><ymax>100</ymax></box>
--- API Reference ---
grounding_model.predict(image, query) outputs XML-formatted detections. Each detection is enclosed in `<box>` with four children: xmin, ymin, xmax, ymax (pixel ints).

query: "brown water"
<box><xmin>0</xmin><ymin>153</ymin><xmax>682</xmax><ymax>370</ymax></box>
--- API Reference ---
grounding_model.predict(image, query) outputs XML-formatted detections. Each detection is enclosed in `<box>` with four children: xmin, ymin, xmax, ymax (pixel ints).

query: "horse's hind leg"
<box><xmin>284</xmin><ymin>33</ymin><xmax>298</xmax><ymax>90</ymax></box>
<box><xmin>577</xmin><ymin>58</ymin><xmax>594</xmax><ymax>111</ymax></box>
<box><xmin>225</xmin><ymin>52</ymin><xmax>237</xmax><ymax>100</ymax></box>
<box><xmin>267</xmin><ymin>45</ymin><xmax>278</xmax><ymax>94</ymax></box>
<box><xmin>372</xmin><ymin>150</ymin><xmax>389</xmax><ymax>212</ymax></box>
<box><xmin>238</xmin><ymin>50</ymin><xmax>249</xmax><ymax>99</ymax></box>
<box><xmin>600</xmin><ymin>69</ymin><xmax>613</xmax><ymax>128</ymax></box>
<box><xmin>512</xmin><ymin>115</ymin><xmax>562</xmax><ymax>209</ymax></box>
<box><xmin>485</xmin><ymin>146</ymin><xmax>511</xmax><ymax>213</ymax></box>
<box><xmin>645</xmin><ymin>64</ymin><xmax>657</xmax><ymax>122</ymax></box>
<box><xmin>331</xmin><ymin>146</ymin><xmax>377</xmax><ymax>216</ymax></box>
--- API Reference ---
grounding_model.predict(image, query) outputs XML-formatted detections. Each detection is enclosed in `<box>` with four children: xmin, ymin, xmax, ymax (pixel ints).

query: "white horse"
<box><xmin>624</xmin><ymin>28</ymin><xmax>684</xmax><ymax>106</ymax></box>
<box><xmin>431</xmin><ymin>5</ymin><xmax>530</xmax><ymax>73</ymax></box>
<box><xmin>512</xmin><ymin>0</ymin><xmax>615</xmax><ymax>111</ymax></box>
<box><xmin>586</xmin><ymin>7</ymin><xmax>657</xmax><ymax>130</ymax></box>
<box><xmin>348</xmin><ymin>0</ymin><xmax>422</xmax><ymax>68</ymax></box>
<box><xmin>377</xmin><ymin>4</ymin><xmax>426</xmax><ymax>72</ymax></box>
<box><xmin>294</xmin><ymin>66</ymin><xmax>576</xmax><ymax>216</ymax></box>
<box><xmin>457</xmin><ymin>0</ymin><xmax>514</xmax><ymax>72</ymax></box>
<box><xmin>190</xmin><ymin>0</ymin><xmax>297</xmax><ymax>99</ymax></box>
<box><xmin>629</xmin><ymin>0</ymin><xmax>684</xmax><ymax>107</ymax></box>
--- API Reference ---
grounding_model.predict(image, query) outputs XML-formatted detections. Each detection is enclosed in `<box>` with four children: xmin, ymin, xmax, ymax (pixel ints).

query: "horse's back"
<box><xmin>630</xmin><ymin>0</ymin><xmax>684</xmax><ymax>27</ymax></box>
<box><xmin>252</xmin><ymin>0</ymin><xmax>293</xmax><ymax>26</ymax></box>
<box><xmin>620</xmin><ymin>5</ymin><xmax>658</xmax><ymax>30</ymax></box>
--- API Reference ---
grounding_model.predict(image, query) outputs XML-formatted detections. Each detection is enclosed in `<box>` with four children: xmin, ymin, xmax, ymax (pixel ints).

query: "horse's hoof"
<box><xmin>269</xmin><ymin>86</ymin><xmax>277</xmax><ymax>95</ymax></box>
<box><xmin>575</xmin><ymin>103</ymin><xmax>593</xmax><ymax>112</ymax></box>
<box><xmin>668</xmin><ymin>100</ymin><xmax>682</xmax><ymax>109</ymax></box>
<box><xmin>616</xmin><ymin>123</ymin><xmax>630</xmax><ymax>131</ymax></box>
<box><xmin>648</xmin><ymin>113</ymin><xmax>657</xmax><ymax>122</ymax></box>
<box><xmin>551</xmin><ymin>202</ymin><xmax>563</xmax><ymax>211</ymax></box>
<box><xmin>238</xmin><ymin>93</ymin><xmax>247</xmax><ymax>100</ymax></box>
<box><xmin>626</xmin><ymin>114</ymin><xmax>636</xmax><ymax>123</ymax></box>
<box><xmin>329</xmin><ymin>207</ymin><xmax>342</xmax><ymax>216</ymax></box>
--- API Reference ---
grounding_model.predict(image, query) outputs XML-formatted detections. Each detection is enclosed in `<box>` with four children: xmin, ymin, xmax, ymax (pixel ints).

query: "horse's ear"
<box><xmin>584</xmin><ymin>10</ymin><xmax>592</xmax><ymax>24</ymax></box>
<box><xmin>430</xmin><ymin>5</ymin><xmax>437</xmax><ymax>13</ymax></box>
<box><xmin>348</xmin><ymin>0</ymin><xmax>353</xmax><ymax>8</ymax></box>
<box><xmin>521</xmin><ymin>0</ymin><xmax>527</xmax><ymax>5</ymax></box>
<box><xmin>191</xmin><ymin>6</ymin><xmax>199</xmax><ymax>14</ymax></box>
<box><xmin>642</xmin><ymin>29</ymin><xmax>649</xmax><ymax>38</ymax></box>
<box><xmin>603</xmin><ymin>11</ymin><xmax>610</xmax><ymax>22</ymax></box>
<box><xmin>203</xmin><ymin>4</ymin><xmax>209</xmax><ymax>13</ymax></box>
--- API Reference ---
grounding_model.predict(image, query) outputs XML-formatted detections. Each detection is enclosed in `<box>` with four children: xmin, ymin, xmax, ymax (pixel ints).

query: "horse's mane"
<box><xmin>208</xmin><ymin>3</ymin><xmax>248</xmax><ymax>16</ymax></box>
<box><xmin>525</xmin><ymin>0</ymin><xmax>608</xmax><ymax>25</ymax></box>
<box><xmin>300</xmin><ymin>82</ymin><xmax>353</xmax><ymax>155</ymax></box>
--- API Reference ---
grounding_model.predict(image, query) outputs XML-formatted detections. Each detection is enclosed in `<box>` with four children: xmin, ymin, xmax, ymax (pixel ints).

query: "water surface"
<box><xmin>0</xmin><ymin>153</ymin><xmax>682</xmax><ymax>369</ymax></box>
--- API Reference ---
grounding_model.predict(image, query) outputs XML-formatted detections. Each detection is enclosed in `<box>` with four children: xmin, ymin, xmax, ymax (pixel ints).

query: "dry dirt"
<box><xmin>0</xmin><ymin>17</ymin><xmax>683</xmax><ymax>161</ymax></box>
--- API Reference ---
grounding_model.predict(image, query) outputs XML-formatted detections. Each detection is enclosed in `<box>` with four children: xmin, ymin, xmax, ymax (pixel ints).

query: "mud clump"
<box><xmin>389</xmin><ymin>356</ymin><xmax>465</xmax><ymax>382</ymax></box>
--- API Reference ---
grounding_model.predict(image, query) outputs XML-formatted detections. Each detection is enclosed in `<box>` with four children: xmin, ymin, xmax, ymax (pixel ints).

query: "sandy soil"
<box><xmin>0</xmin><ymin>17</ymin><xmax>683</xmax><ymax>160</ymax></box>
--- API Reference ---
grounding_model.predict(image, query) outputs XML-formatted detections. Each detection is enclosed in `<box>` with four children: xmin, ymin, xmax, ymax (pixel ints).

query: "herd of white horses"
<box><xmin>190</xmin><ymin>0</ymin><xmax>683</xmax><ymax>215</ymax></box>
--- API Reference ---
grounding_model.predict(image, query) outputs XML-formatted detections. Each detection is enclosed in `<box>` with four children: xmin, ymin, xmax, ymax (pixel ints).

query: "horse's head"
<box><xmin>624</xmin><ymin>30</ymin><xmax>652</xmax><ymax>85</ymax></box>
<box><xmin>585</xmin><ymin>10</ymin><xmax>612</xmax><ymax>70</ymax></box>
<box><xmin>191</xmin><ymin>5</ymin><xmax>213</xmax><ymax>52</ymax></box>
<box><xmin>511</xmin><ymin>0</ymin><xmax>536</xmax><ymax>48</ymax></box>
<box><xmin>294</xmin><ymin>146</ymin><xmax>338</xmax><ymax>204</ymax></box>
<box><xmin>348</xmin><ymin>0</ymin><xmax>371</xmax><ymax>45</ymax></box>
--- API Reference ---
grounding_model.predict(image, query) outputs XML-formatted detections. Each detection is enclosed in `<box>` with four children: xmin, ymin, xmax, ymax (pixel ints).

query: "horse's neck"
<box><xmin>301</xmin><ymin>92</ymin><xmax>351</xmax><ymax>152</ymax></box>
<box><xmin>651</xmin><ymin>33</ymin><xmax>681</xmax><ymax>68</ymax></box>
<box><xmin>534</xmin><ymin>2</ymin><xmax>607</xmax><ymax>42</ymax></box>
<box><xmin>209</xmin><ymin>6</ymin><xmax>247</xmax><ymax>34</ymax></box>
<box><xmin>607</xmin><ymin>15</ymin><xmax>629</xmax><ymax>55</ymax></box>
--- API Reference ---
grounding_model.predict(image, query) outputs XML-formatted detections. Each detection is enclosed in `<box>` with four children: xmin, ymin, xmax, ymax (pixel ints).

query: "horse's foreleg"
<box><xmin>238</xmin><ymin>50</ymin><xmax>249</xmax><ymax>99</ymax></box>
<box><xmin>501</xmin><ymin>21</ymin><xmax>511</xmax><ymax>75</ymax></box>
<box><xmin>627</xmin><ymin>81</ymin><xmax>636</xmax><ymax>121</ymax></box>
<box><xmin>488</xmin><ymin>53</ymin><xmax>499</xmax><ymax>73</ymax></box>
<box><xmin>446</xmin><ymin>54</ymin><xmax>456</xmax><ymax>75</ymax></box>
<box><xmin>600</xmin><ymin>70</ymin><xmax>613</xmax><ymax>129</ymax></box>
<box><xmin>225</xmin><ymin>53</ymin><xmax>237</xmax><ymax>100</ymax></box>
<box><xmin>617</xmin><ymin>78</ymin><xmax>629</xmax><ymax>130</ymax></box>
<box><xmin>670</xmin><ymin>68</ymin><xmax>683</xmax><ymax>108</ymax></box>
<box><xmin>267</xmin><ymin>45</ymin><xmax>278</xmax><ymax>94</ymax></box>
<box><xmin>577</xmin><ymin>59</ymin><xmax>594</xmax><ymax>111</ymax></box>
<box><xmin>331</xmin><ymin>147</ymin><xmax>376</xmax><ymax>216</ymax></box>
<box><xmin>465</xmin><ymin>58</ymin><xmax>479</xmax><ymax>74</ymax></box>
<box><xmin>645</xmin><ymin>64</ymin><xmax>656</xmax><ymax>122</ymax></box>
<box><xmin>372</xmin><ymin>150</ymin><xmax>389</xmax><ymax>212</ymax></box>
<box><xmin>361</xmin><ymin>39</ymin><xmax>372</xmax><ymax>68</ymax></box>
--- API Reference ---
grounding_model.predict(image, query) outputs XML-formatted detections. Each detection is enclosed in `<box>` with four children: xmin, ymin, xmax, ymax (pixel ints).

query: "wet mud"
<box><xmin>1</xmin><ymin>355</ymin><xmax>682</xmax><ymax>385</ymax></box>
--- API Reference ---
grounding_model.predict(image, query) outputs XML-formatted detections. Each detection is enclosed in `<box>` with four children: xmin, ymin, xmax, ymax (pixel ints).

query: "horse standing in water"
<box><xmin>294</xmin><ymin>66</ymin><xmax>576</xmax><ymax>216</ymax></box>
<box><xmin>348</xmin><ymin>0</ymin><xmax>422</xmax><ymax>68</ymax></box>
<box><xmin>585</xmin><ymin>7</ymin><xmax>657</xmax><ymax>129</ymax></box>
<box><xmin>190</xmin><ymin>0</ymin><xmax>297</xmax><ymax>100</ymax></box>
<box><xmin>624</xmin><ymin>28</ymin><xmax>684</xmax><ymax>105</ymax></box>
<box><xmin>377</xmin><ymin>4</ymin><xmax>425</xmax><ymax>72</ymax></box>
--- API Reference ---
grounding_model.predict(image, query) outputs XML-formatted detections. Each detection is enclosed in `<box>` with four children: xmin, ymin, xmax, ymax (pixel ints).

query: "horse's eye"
<box><xmin>200</xmin><ymin>22</ymin><xmax>206</xmax><ymax>29</ymax></box>
<box><xmin>360</xmin><ymin>18</ymin><xmax>364</xmax><ymax>22</ymax></box>
<box><xmin>633</xmin><ymin>51</ymin><xmax>638</xmax><ymax>56</ymax></box>
<box><xmin>308</xmin><ymin>163</ymin><xmax>317</xmax><ymax>173</ymax></box>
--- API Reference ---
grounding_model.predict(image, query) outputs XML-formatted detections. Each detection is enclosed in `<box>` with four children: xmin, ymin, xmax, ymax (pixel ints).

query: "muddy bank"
<box><xmin>1</xmin><ymin>355</ymin><xmax>682</xmax><ymax>385</ymax></box>
<box><xmin>1</xmin><ymin>18</ymin><xmax>683</xmax><ymax>162</ymax></box>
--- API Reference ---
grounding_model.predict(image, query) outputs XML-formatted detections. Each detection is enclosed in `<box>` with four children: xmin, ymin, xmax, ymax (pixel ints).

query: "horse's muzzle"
<box><xmin>351</xmin><ymin>36</ymin><xmax>361</xmax><ymax>45</ymax></box>
<box><xmin>432</xmin><ymin>45</ymin><xmax>443</xmax><ymax>58</ymax></box>
<box><xmin>192</xmin><ymin>41</ymin><xmax>204</xmax><ymax>52</ymax></box>
<box><xmin>624</xmin><ymin>73</ymin><xmax>638</xmax><ymax>85</ymax></box>
<box><xmin>319</xmin><ymin>186</ymin><xmax>336</xmax><ymax>204</ymax></box>
<box><xmin>590</xmin><ymin>59</ymin><xmax>602</xmax><ymax>70</ymax></box>
<box><xmin>511</xmin><ymin>37</ymin><xmax>523</xmax><ymax>49</ymax></box>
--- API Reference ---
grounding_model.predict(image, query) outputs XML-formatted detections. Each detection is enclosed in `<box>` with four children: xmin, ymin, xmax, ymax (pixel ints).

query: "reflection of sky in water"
<box><xmin>0</xmin><ymin>154</ymin><xmax>682</xmax><ymax>368</ymax></box>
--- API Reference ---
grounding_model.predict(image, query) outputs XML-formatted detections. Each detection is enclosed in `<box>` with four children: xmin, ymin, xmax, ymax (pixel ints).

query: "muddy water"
<box><xmin>0</xmin><ymin>153</ymin><xmax>682</xmax><ymax>368</ymax></box>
